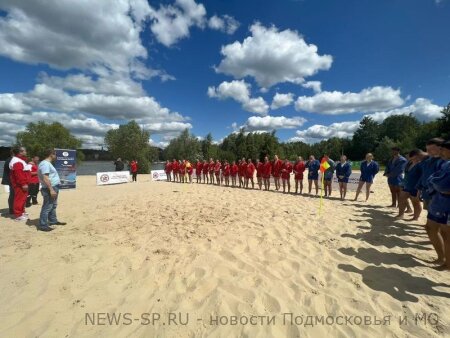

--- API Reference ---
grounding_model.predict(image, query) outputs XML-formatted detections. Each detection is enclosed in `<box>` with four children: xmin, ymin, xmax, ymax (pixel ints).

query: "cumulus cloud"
<box><xmin>244</xmin><ymin>115</ymin><xmax>307</xmax><ymax>131</ymax></box>
<box><xmin>215</xmin><ymin>23</ymin><xmax>332</xmax><ymax>89</ymax></box>
<box><xmin>295</xmin><ymin>86</ymin><xmax>404</xmax><ymax>115</ymax></box>
<box><xmin>301</xmin><ymin>81</ymin><xmax>322</xmax><ymax>93</ymax></box>
<box><xmin>271</xmin><ymin>93</ymin><xmax>294</xmax><ymax>110</ymax></box>
<box><xmin>291</xmin><ymin>121</ymin><xmax>360</xmax><ymax>143</ymax></box>
<box><xmin>0</xmin><ymin>93</ymin><xmax>30</xmax><ymax>113</ymax></box>
<box><xmin>366</xmin><ymin>98</ymin><xmax>443</xmax><ymax>122</ymax></box>
<box><xmin>208</xmin><ymin>80</ymin><xmax>269</xmax><ymax>115</ymax></box>
<box><xmin>208</xmin><ymin>15</ymin><xmax>240</xmax><ymax>34</ymax></box>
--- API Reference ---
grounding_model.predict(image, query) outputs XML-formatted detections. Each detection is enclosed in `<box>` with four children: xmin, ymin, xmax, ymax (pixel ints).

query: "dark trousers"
<box><xmin>26</xmin><ymin>183</ymin><xmax>39</xmax><ymax>206</ymax></box>
<box><xmin>132</xmin><ymin>173</ymin><xmax>137</xmax><ymax>182</ymax></box>
<box><xmin>8</xmin><ymin>183</ymin><xmax>14</xmax><ymax>214</ymax></box>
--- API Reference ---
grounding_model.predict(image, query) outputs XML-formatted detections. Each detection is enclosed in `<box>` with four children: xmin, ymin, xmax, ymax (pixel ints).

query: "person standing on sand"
<box><xmin>209</xmin><ymin>158</ymin><xmax>215</xmax><ymax>185</ymax></box>
<box><xmin>231</xmin><ymin>160</ymin><xmax>238</xmax><ymax>187</ymax></box>
<box><xmin>256</xmin><ymin>159</ymin><xmax>264</xmax><ymax>190</ymax></box>
<box><xmin>354</xmin><ymin>153</ymin><xmax>379</xmax><ymax>202</ymax></box>
<box><xmin>202</xmin><ymin>160</ymin><xmax>209</xmax><ymax>184</ymax></box>
<box><xmin>384</xmin><ymin>147</ymin><xmax>408</xmax><ymax>208</ymax></box>
<box><xmin>426</xmin><ymin>140</ymin><xmax>450</xmax><ymax>271</ymax></box>
<box><xmin>1</xmin><ymin>150</ymin><xmax>15</xmax><ymax>215</ymax></box>
<box><xmin>272</xmin><ymin>155</ymin><xmax>283</xmax><ymax>191</ymax></box>
<box><xmin>172</xmin><ymin>159</ymin><xmax>179</xmax><ymax>182</ymax></box>
<box><xmin>262</xmin><ymin>156</ymin><xmax>272</xmax><ymax>191</ymax></box>
<box><xmin>9</xmin><ymin>146</ymin><xmax>31</xmax><ymax>221</ymax></box>
<box><xmin>223</xmin><ymin>160</ymin><xmax>231</xmax><ymax>187</ymax></box>
<box><xmin>214</xmin><ymin>160</ymin><xmax>221</xmax><ymax>186</ymax></box>
<box><xmin>395</xmin><ymin>149</ymin><xmax>426</xmax><ymax>220</ymax></box>
<box><xmin>165</xmin><ymin>160</ymin><xmax>172</xmax><ymax>182</ymax></box>
<box><xmin>195</xmin><ymin>160</ymin><xmax>203</xmax><ymax>184</ymax></box>
<box><xmin>335</xmin><ymin>155</ymin><xmax>352</xmax><ymax>200</ymax></box>
<box><xmin>246</xmin><ymin>159</ymin><xmax>255</xmax><ymax>189</ymax></box>
<box><xmin>417</xmin><ymin>138</ymin><xmax>445</xmax><ymax>266</ymax></box>
<box><xmin>237</xmin><ymin>159</ymin><xmax>244</xmax><ymax>188</ymax></box>
<box><xmin>293</xmin><ymin>156</ymin><xmax>306</xmax><ymax>195</ymax></box>
<box><xmin>186</xmin><ymin>160</ymin><xmax>193</xmax><ymax>183</ymax></box>
<box><xmin>26</xmin><ymin>156</ymin><xmax>40</xmax><ymax>207</ymax></box>
<box><xmin>322</xmin><ymin>154</ymin><xmax>336</xmax><ymax>197</ymax></box>
<box><xmin>306</xmin><ymin>155</ymin><xmax>320</xmax><ymax>195</ymax></box>
<box><xmin>38</xmin><ymin>149</ymin><xmax>66</xmax><ymax>232</ymax></box>
<box><xmin>114</xmin><ymin>158</ymin><xmax>124</xmax><ymax>171</ymax></box>
<box><xmin>281</xmin><ymin>159</ymin><xmax>293</xmax><ymax>193</ymax></box>
<box><xmin>130</xmin><ymin>160</ymin><xmax>138</xmax><ymax>182</ymax></box>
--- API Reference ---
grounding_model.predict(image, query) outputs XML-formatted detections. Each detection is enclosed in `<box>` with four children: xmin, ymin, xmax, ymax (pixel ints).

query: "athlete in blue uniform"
<box><xmin>354</xmin><ymin>153</ymin><xmax>379</xmax><ymax>202</ymax></box>
<box><xmin>395</xmin><ymin>149</ymin><xmax>426</xmax><ymax>220</ymax></box>
<box><xmin>306</xmin><ymin>155</ymin><xmax>320</xmax><ymax>195</ymax></box>
<box><xmin>322</xmin><ymin>154</ymin><xmax>336</xmax><ymax>197</ymax></box>
<box><xmin>384</xmin><ymin>147</ymin><xmax>408</xmax><ymax>208</ymax></box>
<box><xmin>426</xmin><ymin>140</ymin><xmax>450</xmax><ymax>270</ymax></box>
<box><xmin>335</xmin><ymin>155</ymin><xmax>352</xmax><ymax>200</ymax></box>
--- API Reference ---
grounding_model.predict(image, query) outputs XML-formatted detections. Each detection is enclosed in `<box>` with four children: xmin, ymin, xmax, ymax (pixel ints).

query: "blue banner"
<box><xmin>55</xmin><ymin>149</ymin><xmax>77</xmax><ymax>189</ymax></box>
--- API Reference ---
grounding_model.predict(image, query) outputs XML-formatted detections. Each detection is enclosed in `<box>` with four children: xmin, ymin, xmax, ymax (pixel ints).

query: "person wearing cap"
<box><xmin>335</xmin><ymin>155</ymin><xmax>352</xmax><ymax>200</ymax></box>
<box><xmin>354</xmin><ymin>153</ymin><xmax>379</xmax><ymax>202</ymax></box>
<box><xmin>426</xmin><ymin>140</ymin><xmax>450</xmax><ymax>270</ymax></box>
<box><xmin>384</xmin><ymin>147</ymin><xmax>409</xmax><ymax>208</ymax></box>
<box><xmin>395</xmin><ymin>149</ymin><xmax>427</xmax><ymax>220</ymax></box>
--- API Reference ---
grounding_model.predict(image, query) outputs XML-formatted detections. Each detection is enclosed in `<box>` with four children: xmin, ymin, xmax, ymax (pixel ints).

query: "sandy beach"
<box><xmin>0</xmin><ymin>175</ymin><xmax>449</xmax><ymax>337</ymax></box>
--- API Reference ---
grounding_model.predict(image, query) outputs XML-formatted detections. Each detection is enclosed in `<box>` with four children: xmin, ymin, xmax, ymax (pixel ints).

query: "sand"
<box><xmin>0</xmin><ymin>175</ymin><xmax>449</xmax><ymax>337</ymax></box>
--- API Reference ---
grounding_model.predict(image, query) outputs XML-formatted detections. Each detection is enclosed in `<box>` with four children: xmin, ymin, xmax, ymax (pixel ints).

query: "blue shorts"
<box><xmin>338</xmin><ymin>177</ymin><xmax>349</xmax><ymax>183</ymax></box>
<box><xmin>308</xmin><ymin>173</ymin><xmax>318</xmax><ymax>180</ymax></box>
<box><xmin>324</xmin><ymin>175</ymin><xmax>333</xmax><ymax>182</ymax></box>
<box><xmin>360</xmin><ymin>176</ymin><xmax>374</xmax><ymax>184</ymax></box>
<box><xmin>388</xmin><ymin>177</ymin><xmax>403</xmax><ymax>186</ymax></box>
<box><xmin>427</xmin><ymin>212</ymin><xmax>448</xmax><ymax>225</ymax></box>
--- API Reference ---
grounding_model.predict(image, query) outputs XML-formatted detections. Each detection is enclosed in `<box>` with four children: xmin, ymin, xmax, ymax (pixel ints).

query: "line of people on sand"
<box><xmin>164</xmin><ymin>153</ymin><xmax>379</xmax><ymax>201</ymax></box>
<box><xmin>2</xmin><ymin>147</ymin><xmax>66</xmax><ymax>232</ymax></box>
<box><xmin>163</xmin><ymin>138</ymin><xmax>450</xmax><ymax>270</ymax></box>
<box><xmin>113</xmin><ymin>158</ymin><xmax>139</xmax><ymax>182</ymax></box>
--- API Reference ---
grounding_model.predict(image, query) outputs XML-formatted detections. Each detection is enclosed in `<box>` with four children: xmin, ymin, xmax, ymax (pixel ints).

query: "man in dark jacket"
<box><xmin>1</xmin><ymin>151</ymin><xmax>14</xmax><ymax>214</ymax></box>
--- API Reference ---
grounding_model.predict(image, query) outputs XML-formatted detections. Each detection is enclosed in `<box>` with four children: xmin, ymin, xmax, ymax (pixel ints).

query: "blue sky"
<box><xmin>0</xmin><ymin>0</ymin><xmax>449</xmax><ymax>148</ymax></box>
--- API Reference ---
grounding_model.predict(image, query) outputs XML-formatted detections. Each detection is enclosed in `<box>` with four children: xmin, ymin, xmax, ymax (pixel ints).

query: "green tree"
<box><xmin>374</xmin><ymin>136</ymin><xmax>396</xmax><ymax>165</ymax></box>
<box><xmin>437</xmin><ymin>103</ymin><xmax>450</xmax><ymax>139</ymax></box>
<box><xmin>104</xmin><ymin>121</ymin><xmax>152</xmax><ymax>173</ymax></box>
<box><xmin>16</xmin><ymin>122</ymin><xmax>84</xmax><ymax>162</ymax></box>
<box><xmin>351</xmin><ymin>117</ymin><xmax>380</xmax><ymax>159</ymax></box>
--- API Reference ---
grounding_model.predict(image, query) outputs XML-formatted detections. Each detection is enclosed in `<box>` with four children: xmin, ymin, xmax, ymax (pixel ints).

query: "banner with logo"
<box><xmin>330</xmin><ymin>173</ymin><xmax>362</xmax><ymax>191</ymax></box>
<box><xmin>96</xmin><ymin>171</ymin><xmax>130</xmax><ymax>185</ymax></box>
<box><xmin>151</xmin><ymin>170</ymin><xmax>167</xmax><ymax>181</ymax></box>
<box><xmin>55</xmin><ymin>149</ymin><xmax>77</xmax><ymax>189</ymax></box>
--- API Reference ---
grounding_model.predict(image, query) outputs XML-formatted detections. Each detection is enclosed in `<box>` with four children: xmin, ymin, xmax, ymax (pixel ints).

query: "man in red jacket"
<box><xmin>9</xmin><ymin>146</ymin><xmax>31</xmax><ymax>221</ymax></box>
<box><xmin>165</xmin><ymin>160</ymin><xmax>172</xmax><ymax>182</ymax></box>
<box><xmin>262</xmin><ymin>156</ymin><xmax>272</xmax><ymax>191</ymax></box>
<box><xmin>246</xmin><ymin>159</ymin><xmax>255</xmax><ymax>189</ymax></box>
<box><xmin>240</xmin><ymin>158</ymin><xmax>247</xmax><ymax>188</ymax></box>
<box><xmin>231</xmin><ymin>161</ymin><xmax>238</xmax><ymax>187</ymax></box>
<box><xmin>223</xmin><ymin>160</ymin><xmax>231</xmax><ymax>187</ymax></box>
<box><xmin>256</xmin><ymin>159</ymin><xmax>264</xmax><ymax>190</ymax></box>
<box><xmin>272</xmin><ymin>155</ymin><xmax>283</xmax><ymax>191</ymax></box>
<box><xmin>26</xmin><ymin>156</ymin><xmax>40</xmax><ymax>207</ymax></box>
<box><xmin>293</xmin><ymin>156</ymin><xmax>306</xmax><ymax>194</ymax></box>
<box><xmin>281</xmin><ymin>159</ymin><xmax>293</xmax><ymax>193</ymax></box>
<box><xmin>172</xmin><ymin>159</ymin><xmax>179</xmax><ymax>182</ymax></box>
<box><xmin>196</xmin><ymin>160</ymin><xmax>203</xmax><ymax>184</ymax></box>
<box><xmin>130</xmin><ymin>160</ymin><xmax>138</xmax><ymax>182</ymax></box>
<box><xmin>214</xmin><ymin>160</ymin><xmax>221</xmax><ymax>186</ymax></box>
<box><xmin>209</xmin><ymin>158</ymin><xmax>215</xmax><ymax>185</ymax></box>
<box><xmin>202</xmin><ymin>160</ymin><xmax>209</xmax><ymax>184</ymax></box>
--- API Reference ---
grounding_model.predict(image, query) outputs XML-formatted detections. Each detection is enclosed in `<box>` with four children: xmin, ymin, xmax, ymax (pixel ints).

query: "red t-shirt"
<box><xmin>214</xmin><ymin>163</ymin><xmax>221</xmax><ymax>175</ymax></box>
<box><xmin>223</xmin><ymin>164</ymin><xmax>231</xmax><ymax>176</ymax></box>
<box><xmin>179</xmin><ymin>162</ymin><xmax>186</xmax><ymax>175</ymax></box>
<box><xmin>202</xmin><ymin>163</ymin><xmax>209</xmax><ymax>174</ymax></box>
<box><xmin>165</xmin><ymin>162</ymin><xmax>172</xmax><ymax>173</ymax></box>
<box><xmin>281</xmin><ymin>162</ymin><xmax>293</xmax><ymax>179</ymax></box>
<box><xmin>172</xmin><ymin>161</ymin><xmax>179</xmax><ymax>173</ymax></box>
<box><xmin>130</xmin><ymin>161</ymin><xmax>138</xmax><ymax>173</ymax></box>
<box><xmin>262</xmin><ymin>161</ymin><xmax>272</xmax><ymax>179</ymax></box>
<box><xmin>209</xmin><ymin>162</ymin><xmax>215</xmax><ymax>172</ymax></box>
<box><xmin>29</xmin><ymin>163</ymin><xmax>39</xmax><ymax>184</ymax></box>
<box><xmin>256</xmin><ymin>162</ymin><xmax>264</xmax><ymax>178</ymax></box>
<box><xmin>240</xmin><ymin>162</ymin><xmax>247</xmax><ymax>177</ymax></box>
<box><xmin>272</xmin><ymin>159</ymin><xmax>283</xmax><ymax>177</ymax></box>
<box><xmin>246</xmin><ymin>162</ymin><xmax>255</xmax><ymax>178</ymax></box>
<box><xmin>196</xmin><ymin>162</ymin><xmax>203</xmax><ymax>175</ymax></box>
<box><xmin>293</xmin><ymin>161</ymin><xmax>306</xmax><ymax>180</ymax></box>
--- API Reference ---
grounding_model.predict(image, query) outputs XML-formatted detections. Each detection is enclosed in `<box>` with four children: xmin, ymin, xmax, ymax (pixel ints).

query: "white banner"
<box><xmin>330</xmin><ymin>173</ymin><xmax>363</xmax><ymax>191</ymax></box>
<box><xmin>151</xmin><ymin>170</ymin><xmax>167</xmax><ymax>181</ymax></box>
<box><xmin>3</xmin><ymin>185</ymin><xmax>9</xmax><ymax>193</ymax></box>
<box><xmin>96</xmin><ymin>171</ymin><xmax>130</xmax><ymax>185</ymax></box>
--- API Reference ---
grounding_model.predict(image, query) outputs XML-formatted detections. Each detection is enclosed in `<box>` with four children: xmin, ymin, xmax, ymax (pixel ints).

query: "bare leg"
<box><xmin>287</xmin><ymin>179</ymin><xmax>291</xmax><ymax>193</ymax></box>
<box><xmin>308</xmin><ymin>180</ymin><xmax>312</xmax><ymax>194</ymax></box>
<box><xmin>343</xmin><ymin>183</ymin><xmax>347</xmax><ymax>199</ymax></box>
<box><xmin>282</xmin><ymin>179</ymin><xmax>286</xmax><ymax>193</ymax></box>
<box><xmin>314</xmin><ymin>180</ymin><xmax>318</xmax><ymax>195</ymax></box>
<box><xmin>396</xmin><ymin>190</ymin><xmax>409</xmax><ymax>218</ymax></box>
<box><xmin>300</xmin><ymin>181</ymin><xmax>303</xmax><ymax>194</ymax></box>
<box><xmin>409</xmin><ymin>196</ymin><xmax>422</xmax><ymax>221</ymax></box>
<box><xmin>426</xmin><ymin>220</ymin><xmax>445</xmax><ymax>264</ymax></box>
<box><xmin>365</xmin><ymin>183</ymin><xmax>372</xmax><ymax>201</ymax></box>
<box><xmin>388</xmin><ymin>184</ymin><xmax>397</xmax><ymax>207</ymax></box>
<box><xmin>354</xmin><ymin>181</ymin><xmax>365</xmax><ymax>201</ymax></box>
<box><xmin>440</xmin><ymin>226</ymin><xmax>450</xmax><ymax>270</ymax></box>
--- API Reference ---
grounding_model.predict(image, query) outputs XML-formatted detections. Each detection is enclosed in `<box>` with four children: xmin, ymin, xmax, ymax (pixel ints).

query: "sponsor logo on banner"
<box><xmin>96</xmin><ymin>171</ymin><xmax>130</xmax><ymax>185</ymax></box>
<box><xmin>55</xmin><ymin>149</ymin><xmax>77</xmax><ymax>189</ymax></box>
<box><xmin>331</xmin><ymin>173</ymin><xmax>363</xmax><ymax>191</ymax></box>
<box><xmin>151</xmin><ymin>170</ymin><xmax>167</xmax><ymax>181</ymax></box>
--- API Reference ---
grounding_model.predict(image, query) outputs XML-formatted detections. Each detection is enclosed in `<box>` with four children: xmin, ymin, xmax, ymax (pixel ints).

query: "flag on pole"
<box><xmin>319</xmin><ymin>158</ymin><xmax>330</xmax><ymax>215</ymax></box>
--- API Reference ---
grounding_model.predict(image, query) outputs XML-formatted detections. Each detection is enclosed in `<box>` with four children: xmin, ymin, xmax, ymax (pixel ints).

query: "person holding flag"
<box><xmin>319</xmin><ymin>157</ymin><xmax>331</xmax><ymax>212</ymax></box>
<box><xmin>335</xmin><ymin>155</ymin><xmax>352</xmax><ymax>200</ymax></box>
<box><xmin>306</xmin><ymin>155</ymin><xmax>320</xmax><ymax>195</ymax></box>
<box><xmin>354</xmin><ymin>153</ymin><xmax>379</xmax><ymax>202</ymax></box>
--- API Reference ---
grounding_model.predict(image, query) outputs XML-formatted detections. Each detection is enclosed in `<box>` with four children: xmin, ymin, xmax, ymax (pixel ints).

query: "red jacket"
<box><xmin>209</xmin><ymin>161</ymin><xmax>215</xmax><ymax>172</ymax></box>
<box><xmin>9</xmin><ymin>155</ymin><xmax>31</xmax><ymax>188</ymax></box>
<box><xmin>272</xmin><ymin>159</ymin><xmax>283</xmax><ymax>177</ymax></box>
<box><xmin>231</xmin><ymin>164</ymin><xmax>238</xmax><ymax>176</ymax></box>
<box><xmin>223</xmin><ymin>164</ymin><xmax>231</xmax><ymax>176</ymax></box>
<box><xmin>165</xmin><ymin>162</ymin><xmax>172</xmax><ymax>173</ymax></box>
<box><xmin>29</xmin><ymin>162</ymin><xmax>39</xmax><ymax>184</ymax></box>
<box><xmin>186</xmin><ymin>162</ymin><xmax>193</xmax><ymax>175</ymax></box>
<box><xmin>172</xmin><ymin>161</ymin><xmax>179</xmax><ymax>173</ymax></box>
<box><xmin>130</xmin><ymin>161</ymin><xmax>138</xmax><ymax>173</ymax></box>
<box><xmin>256</xmin><ymin>162</ymin><xmax>264</xmax><ymax>177</ymax></box>
<box><xmin>214</xmin><ymin>162</ymin><xmax>221</xmax><ymax>174</ymax></box>
<box><xmin>293</xmin><ymin>161</ymin><xmax>306</xmax><ymax>180</ymax></box>
<box><xmin>281</xmin><ymin>162</ymin><xmax>293</xmax><ymax>179</ymax></box>
<box><xmin>240</xmin><ymin>162</ymin><xmax>247</xmax><ymax>177</ymax></box>
<box><xmin>196</xmin><ymin>162</ymin><xmax>203</xmax><ymax>175</ymax></box>
<box><xmin>262</xmin><ymin>161</ymin><xmax>272</xmax><ymax>179</ymax></box>
<box><xmin>202</xmin><ymin>162</ymin><xmax>209</xmax><ymax>174</ymax></box>
<box><xmin>246</xmin><ymin>162</ymin><xmax>255</xmax><ymax>178</ymax></box>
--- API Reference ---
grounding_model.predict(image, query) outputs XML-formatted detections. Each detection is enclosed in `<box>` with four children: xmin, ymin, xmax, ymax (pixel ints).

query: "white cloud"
<box><xmin>208</xmin><ymin>15</ymin><xmax>240</xmax><ymax>34</ymax></box>
<box><xmin>367</xmin><ymin>98</ymin><xmax>443</xmax><ymax>122</ymax></box>
<box><xmin>295</xmin><ymin>86</ymin><xmax>404</xmax><ymax>115</ymax></box>
<box><xmin>215</xmin><ymin>23</ymin><xmax>332</xmax><ymax>89</ymax></box>
<box><xmin>302</xmin><ymin>81</ymin><xmax>322</xmax><ymax>93</ymax></box>
<box><xmin>208</xmin><ymin>80</ymin><xmax>269</xmax><ymax>115</ymax></box>
<box><xmin>0</xmin><ymin>93</ymin><xmax>30</xmax><ymax>113</ymax></box>
<box><xmin>271</xmin><ymin>93</ymin><xmax>294</xmax><ymax>110</ymax></box>
<box><xmin>150</xmin><ymin>138</ymin><xmax>169</xmax><ymax>148</ymax></box>
<box><xmin>244</xmin><ymin>115</ymin><xmax>307</xmax><ymax>131</ymax></box>
<box><xmin>148</xmin><ymin>0</ymin><xmax>207</xmax><ymax>47</ymax></box>
<box><xmin>292</xmin><ymin>121</ymin><xmax>360</xmax><ymax>143</ymax></box>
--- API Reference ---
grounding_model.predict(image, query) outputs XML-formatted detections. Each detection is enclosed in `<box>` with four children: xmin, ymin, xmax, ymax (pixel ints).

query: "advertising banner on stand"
<box><xmin>55</xmin><ymin>149</ymin><xmax>77</xmax><ymax>189</ymax></box>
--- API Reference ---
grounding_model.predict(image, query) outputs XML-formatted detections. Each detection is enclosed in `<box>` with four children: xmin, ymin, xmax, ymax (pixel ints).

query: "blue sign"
<box><xmin>55</xmin><ymin>149</ymin><xmax>77</xmax><ymax>189</ymax></box>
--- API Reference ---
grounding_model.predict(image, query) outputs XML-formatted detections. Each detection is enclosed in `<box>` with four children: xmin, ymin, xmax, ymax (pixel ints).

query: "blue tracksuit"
<box><xmin>307</xmin><ymin>160</ymin><xmax>320</xmax><ymax>180</ymax></box>
<box><xmin>427</xmin><ymin>160</ymin><xmax>450</xmax><ymax>224</ymax></box>
<box><xmin>360</xmin><ymin>161</ymin><xmax>379</xmax><ymax>183</ymax></box>
<box><xmin>416</xmin><ymin>157</ymin><xmax>445</xmax><ymax>201</ymax></box>
<box><xmin>324</xmin><ymin>159</ymin><xmax>336</xmax><ymax>181</ymax></box>
<box><xmin>336</xmin><ymin>162</ymin><xmax>352</xmax><ymax>183</ymax></box>
<box><xmin>385</xmin><ymin>156</ymin><xmax>407</xmax><ymax>186</ymax></box>
<box><xmin>402</xmin><ymin>162</ymin><xmax>422</xmax><ymax>196</ymax></box>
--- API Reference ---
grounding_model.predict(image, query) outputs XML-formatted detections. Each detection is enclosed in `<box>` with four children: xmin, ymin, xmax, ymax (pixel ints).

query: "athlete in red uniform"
<box><xmin>196</xmin><ymin>160</ymin><xmax>203</xmax><ymax>184</ymax></box>
<box><xmin>186</xmin><ymin>160</ymin><xmax>193</xmax><ymax>183</ymax></box>
<box><xmin>272</xmin><ymin>155</ymin><xmax>283</xmax><ymax>191</ymax></box>
<box><xmin>231</xmin><ymin>161</ymin><xmax>238</xmax><ymax>187</ymax></box>
<box><xmin>165</xmin><ymin>160</ymin><xmax>173</xmax><ymax>182</ymax></box>
<box><xmin>246</xmin><ymin>159</ymin><xmax>255</xmax><ymax>189</ymax></box>
<box><xmin>237</xmin><ymin>160</ymin><xmax>243</xmax><ymax>187</ymax></box>
<box><xmin>256</xmin><ymin>159</ymin><xmax>264</xmax><ymax>190</ymax></box>
<box><xmin>9</xmin><ymin>146</ymin><xmax>31</xmax><ymax>220</ymax></box>
<box><xmin>202</xmin><ymin>160</ymin><xmax>209</xmax><ymax>184</ymax></box>
<box><xmin>172</xmin><ymin>159</ymin><xmax>179</xmax><ymax>182</ymax></box>
<box><xmin>240</xmin><ymin>158</ymin><xmax>247</xmax><ymax>188</ymax></box>
<box><xmin>281</xmin><ymin>159</ymin><xmax>293</xmax><ymax>193</ymax></box>
<box><xmin>214</xmin><ymin>160</ymin><xmax>221</xmax><ymax>186</ymax></box>
<box><xmin>26</xmin><ymin>156</ymin><xmax>40</xmax><ymax>207</ymax></box>
<box><xmin>223</xmin><ymin>160</ymin><xmax>231</xmax><ymax>187</ymax></box>
<box><xmin>293</xmin><ymin>156</ymin><xmax>306</xmax><ymax>194</ymax></box>
<box><xmin>262</xmin><ymin>156</ymin><xmax>272</xmax><ymax>190</ymax></box>
<box><xmin>209</xmin><ymin>158</ymin><xmax>215</xmax><ymax>185</ymax></box>
<box><xmin>179</xmin><ymin>160</ymin><xmax>186</xmax><ymax>183</ymax></box>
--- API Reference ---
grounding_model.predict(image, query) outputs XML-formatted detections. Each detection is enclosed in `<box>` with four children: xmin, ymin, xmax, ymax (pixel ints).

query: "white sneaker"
<box><xmin>14</xmin><ymin>215</ymin><xmax>28</xmax><ymax>222</ymax></box>
<box><xmin>22</xmin><ymin>212</ymin><xmax>29</xmax><ymax>217</ymax></box>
